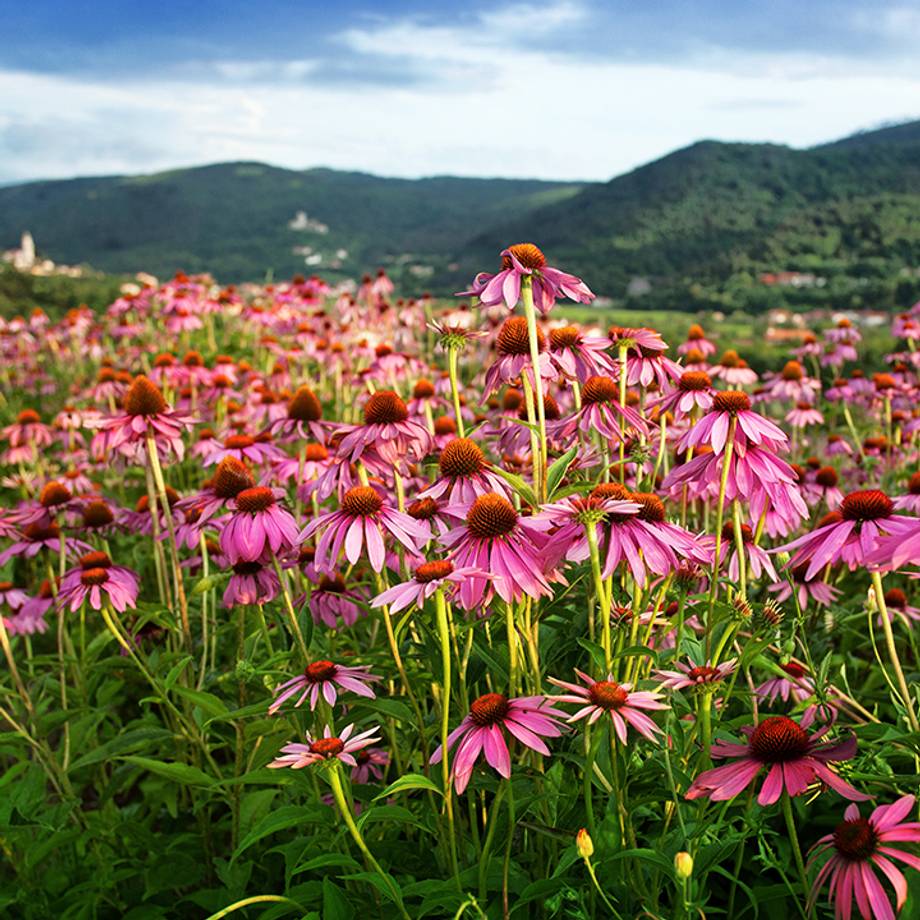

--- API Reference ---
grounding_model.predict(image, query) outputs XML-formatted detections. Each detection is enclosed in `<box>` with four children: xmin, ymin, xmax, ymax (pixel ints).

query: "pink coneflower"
<box><xmin>301</xmin><ymin>485</ymin><xmax>429</xmax><ymax>573</ymax></box>
<box><xmin>756</xmin><ymin>661</ymin><xmax>815</xmax><ymax>705</ymax></box>
<box><xmin>458</xmin><ymin>243</ymin><xmax>594</xmax><ymax>315</ymax></box>
<box><xmin>686</xmin><ymin>714</ymin><xmax>868</xmax><ymax>805</ymax></box>
<box><xmin>547</xmin><ymin>670</ymin><xmax>667</xmax><ymax>743</ymax></box>
<box><xmin>879</xmin><ymin>587</ymin><xmax>920</xmax><ymax>626</ymax></box>
<box><xmin>807</xmin><ymin>795</ymin><xmax>920</xmax><ymax>920</ymax></box>
<box><xmin>335</xmin><ymin>390</ymin><xmax>433</xmax><ymax>465</ymax></box>
<box><xmin>764</xmin><ymin>361</ymin><xmax>821</xmax><ymax>403</ymax></box>
<box><xmin>768</xmin><ymin>563</ymin><xmax>840</xmax><ymax>610</ymax></box>
<box><xmin>678</xmin><ymin>323</ymin><xmax>717</xmax><ymax>357</ymax></box>
<box><xmin>777</xmin><ymin>490</ymin><xmax>918</xmax><ymax>579</ymax></box>
<box><xmin>679</xmin><ymin>391</ymin><xmax>786</xmax><ymax>455</ymax></box>
<box><xmin>805</xmin><ymin>466</ymin><xmax>844</xmax><ymax>511</ymax></box>
<box><xmin>178</xmin><ymin>457</ymin><xmax>256</xmax><ymax>527</ymax></box>
<box><xmin>654</xmin><ymin>659</ymin><xmax>736</xmax><ymax>691</ymax></box>
<box><xmin>88</xmin><ymin>375</ymin><xmax>195</xmax><ymax>460</ymax></box>
<box><xmin>222</xmin><ymin>560</ymin><xmax>279</xmax><ymax>608</ymax></box>
<box><xmin>430</xmin><ymin>693</ymin><xmax>567</xmax><ymax>793</ymax></box>
<box><xmin>0</xmin><ymin>522</ymin><xmax>90</xmax><ymax>565</ymax></box>
<box><xmin>593</xmin><ymin>486</ymin><xmax>706</xmax><ymax>587</ymax></box>
<box><xmin>654</xmin><ymin>371</ymin><xmax>714</xmax><ymax>418</ymax></box>
<box><xmin>892</xmin><ymin>471</ymin><xmax>920</xmax><ymax>513</ymax></box>
<box><xmin>4</xmin><ymin>579</ymin><xmax>53</xmax><ymax>636</ymax></box>
<box><xmin>417</xmin><ymin>438</ymin><xmax>509</xmax><ymax>504</ymax></box>
<box><xmin>710</xmin><ymin>350</ymin><xmax>758</xmax><ymax>386</ymax></box>
<box><xmin>371</xmin><ymin>559</ymin><xmax>491</xmax><ymax>613</ymax></box>
<box><xmin>547</xmin><ymin>325</ymin><xmax>616</xmax><ymax>381</ymax></box>
<box><xmin>269</xmin><ymin>724</ymin><xmax>382</xmax><ymax>770</ymax></box>
<box><xmin>205</xmin><ymin>433</ymin><xmax>284</xmax><ymax>467</ymax></box>
<box><xmin>305</xmin><ymin>573</ymin><xmax>366</xmax><ymax>630</ymax></box>
<box><xmin>786</xmin><ymin>402</ymin><xmax>824</xmax><ymax>429</ymax></box>
<box><xmin>531</xmin><ymin>492</ymin><xmax>640</xmax><ymax>563</ymax></box>
<box><xmin>440</xmin><ymin>493</ymin><xmax>555</xmax><ymax>606</ymax></box>
<box><xmin>57</xmin><ymin>551</ymin><xmax>140</xmax><ymax>613</ymax></box>
<box><xmin>269</xmin><ymin>659</ymin><xmax>380</xmax><ymax>714</ymax></box>
<box><xmin>219</xmin><ymin>486</ymin><xmax>299</xmax><ymax>564</ymax></box>
<box><xmin>705</xmin><ymin>522</ymin><xmax>778</xmax><ymax>582</ymax></box>
<box><xmin>350</xmin><ymin>746</ymin><xmax>390</xmax><ymax>784</ymax></box>
<box><xmin>555</xmin><ymin>375</ymin><xmax>647</xmax><ymax>445</ymax></box>
<box><xmin>265</xmin><ymin>385</ymin><xmax>327</xmax><ymax>443</ymax></box>
<box><xmin>1</xmin><ymin>409</ymin><xmax>54</xmax><ymax>462</ymax></box>
<box><xmin>483</xmin><ymin>317</ymin><xmax>555</xmax><ymax>398</ymax></box>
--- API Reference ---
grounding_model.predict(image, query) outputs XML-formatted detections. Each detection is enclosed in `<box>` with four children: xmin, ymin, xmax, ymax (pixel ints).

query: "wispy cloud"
<box><xmin>0</xmin><ymin>1</ymin><xmax>918</xmax><ymax>184</ymax></box>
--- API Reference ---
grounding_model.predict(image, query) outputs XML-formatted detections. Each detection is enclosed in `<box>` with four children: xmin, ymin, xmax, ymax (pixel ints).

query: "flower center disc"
<box><xmin>415</xmin><ymin>560</ymin><xmax>454</xmax><ymax>583</ymax></box>
<box><xmin>815</xmin><ymin>467</ymin><xmax>838</xmax><ymax>488</ymax></box>
<box><xmin>440</xmin><ymin>438</ymin><xmax>485</xmax><ymax>477</ymax></box>
<box><xmin>497</xmin><ymin>316</ymin><xmax>541</xmax><ymax>356</ymax></box>
<box><xmin>305</xmin><ymin>660</ymin><xmax>338</xmax><ymax>682</ymax></box>
<box><xmin>224</xmin><ymin>434</ymin><xmax>255</xmax><ymax>449</ymax></box>
<box><xmin>833</xmin><ymin>818</ymin><xmax>878</xmax><ymax>860</ymax></box>
<box><xmin>781</xmin><ymin>361</ymin><xmax>804</xmax><ymax>381</ymax></box>
<box><xmin>288</xmin><ymin>386</ymin><xmax>322</xmax><ymax>421</ymax></box>
<box><xmin>212</xmin><ymin>458</ymin><xmax>256</xmax><ymax>498</ymax></box>
<box><xmin>469</xmin><ymin>692</ymin><xmax>510</xmax><ymax>726</ymax></box>
<box><xmin>235</xmin><ymin>487</ymin><xmax>275</xmax><ymax>513</ymax></box>
<box><xmin>341</xmin><ymin>486</ymin><xmax>384</xmax><ymax>517</ymax></box>
<box><xmin>749</xmin><ymin>716</ymin><xmax>810</xmax><ymax>763</ymax></box>
<box><xmin>633</xmin><ymin>493</ymin><xmax>666</xmax><ymax>523</ymax></box>
<box><xmin>80</xmin><ymin>567</ymin><xmax>110</xmax><ymax>587</ymax></box>
<box><xmin>40</xmin><ymin>481</ymin><xmax>72</xmax><ymax>507</ymax></box>
<box><xmin>713</xmin><ymin>391</ymin><xmax>751</xmax><ymax>413</ymax></box>
<box><xmin>678</xmin><ymin>371</ymin><xmax>712</xmax><ymax>391</ymax></box>
<box><xmin>310</xmin><ymin>737</ymin><xmax>345</xmax><ymax>757</ymax></box>
<box><xmin>408</xmin><ymin>497</ymin><xmax>438</xmax><ymax>520</ymax></box>
<box><xmin>588</xmin><ymin>680</ymin><xmax>628</xmax><ymax>710</ymax></box>
<box><xmin>549</xmin><ymin>326</ymin><xmax>582</xmax><ymax>349</ymax></box>
<box><xmin>840</xmin><ymin>489</ymin><xmax>893</xmax><ymax>522</ymax></box>
<box><xmin>502</xmin><ymin>243</ymin><xmax>546</xmax><ymax>271</ymax></box>
<box><xmin>123</xmin><ymin>376</ymin><xmax>168</xmax><ymax>416</ymax></box>
<box><xmin>466</xmin><ymin>494</ymin><xmax>518</xmax><ymax>539</ymax></box>
<box><xmin>364</xmin><ymin>391</ymin><xmax>408</xmax><ymax>425</ymax></box>
<box><xmin>80</xmin><ymin>550</ymin><xmax>111</xmax><ymax>569</ymax></box>
<box><xmin>582</xmin><ymin>376</ymin><xmax>618</xmax><ymax>405</ymax></box>
<box><xmin>83</xmin><ymin>501</ymin><xmax>114</xmax><ymax>527</ymax></box>
<box><xmin>687</xmin><ymin>665</ymin><xmax>721</xmax><ymax>682</ymax></box>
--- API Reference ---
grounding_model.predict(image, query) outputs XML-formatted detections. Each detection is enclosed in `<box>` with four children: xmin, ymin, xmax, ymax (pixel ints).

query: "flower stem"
<box><xmin>448</xmin><ymin>346</ymin><xmax>466</xmax><ymax>438</ymax></box>
<box><xmin>269</xmin><ymin>552</ymin><xmax>310</xmax><ymax>662</ymax></box>
<box><xmin>780</xmin><ymin>792</ymin><xmax>813</xmax><ymax>918</ymax></box>
<box><xmin>435</xmin><ymin>589</ymin><xmax>462</xmax><ymax>889</ymax></box>
<box><xmin>327</xmin><ymin>764</ymin><xmax>410</xmax><ymax>919</ymax></box>
<box><xmin>521</xmin><ymin>276</ymin><xmax>547</xmax><ymax>501</ymax></box>
<box><xmin>870</xmin><ymin>570</ymin><xmax>920</xmax><ymax>733</ymax></box>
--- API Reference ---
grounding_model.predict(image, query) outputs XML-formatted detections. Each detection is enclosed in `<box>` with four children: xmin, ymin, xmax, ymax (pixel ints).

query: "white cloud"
<box><xmin>1</xmin><ymin>2</ymin><xmax>919</xmax><ymax>184</ymax></box>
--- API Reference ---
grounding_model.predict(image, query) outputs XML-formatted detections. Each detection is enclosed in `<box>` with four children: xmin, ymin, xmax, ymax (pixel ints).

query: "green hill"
<box><xmin>2</xmin><ymin>120</ymin><xmax>920</xmax><ymax>312</ymax></box>
<box><xmin>448</xmin><ymin>121</ymin><xmax>920</xmax><ymax>310</ymax></box>
<box><xmin>0</xmin><ymin>163</ymin><xmax>585</xmax><ymax>283</ymax></box>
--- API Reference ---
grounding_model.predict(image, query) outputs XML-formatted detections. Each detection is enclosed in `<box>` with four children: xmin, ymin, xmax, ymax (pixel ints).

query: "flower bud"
<box><xmin>674</xmin><ymin>851</ymin><xmax>693</xmax><ymax>880</ymax></box>
<box><xmin>576</xmin><ymin>828</ymin><xmax>594</xmax><ymax>859</ymax></box>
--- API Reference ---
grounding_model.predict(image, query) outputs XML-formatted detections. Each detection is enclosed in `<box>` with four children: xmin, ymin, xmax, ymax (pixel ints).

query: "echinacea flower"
<box><xmin>301</xmin><ymin>485</ymin><xmax>429</xmax><ymax>573</ymax></box>
<box><xmin>482</xmin><ymin>317</ymin><xmax>554</xmax><ymax>398</ymax></box>
<box><xmin>265</xmin><ymin>385</ymin><xmax>326</xmax><ymax>443</ymax></box>
<box><xmin>756</xmin><ymin>661</ymin><xmax>815</xmax><ymax>705</ymax></box>
<box><xmin>679</xmin><ymin>390</ymin><xmax>786</xmax><ymax>455</ymax></box>
<box><xmin>686</xmin><ymin>714</ymin><xmax>869</xmax><ymax>805</ymax></box>
<box><xmin>654</xmin><ymin>371</ymin><xmax>714</xmax><ymax>418</ymax></box>
<box><xmin>306</xmin><ymin>573</ymin><xmax>366</xmax><ymax>630</ymax></box>
<box><xmin>269</xmin><ymin>659</ymin><xmax>380</xmax><ymax>714</ymax></box>
<box><xmin>219</xmin><ymin>486</ymin><xmax>299</xmax><ymax>564</ymax></box>
<box><xmin>547</xmin><ymin>325</ymin><xmax>616</xmax><ymax>381</ymax></box>
<box><xmin>268</xmin><ymin>723</ymin><xmax>381</xmax><ymax>769</ymax></box>
<box><xmin>430</xmin><ymin>692</ymin><xmax>567</xmax><ymax>793</ymax></box>
<box><xmin>548</xmin><ymin>670</ymin><xmax>667</xmax><ymax>743</ymax></box>
<box><xmin>88</xmin><ymin>375</ymin><xmax>195</xmax><ymax>460</ymax></box>
<box><xmin>222</xmin><ymin>560</ymin><xmax>279</xmax><ymax>608</ymax></box>
<box><xmin>654</xmin><ymin>659</ymin><xmax>737</xmax><ymax>691</ymax></box>
<box><xmin>350</xmin><ymin>746</ymin><xmax>390</xmax><ymax>784</ymax></box>
<box><xmin>777</xmin><ymin>490</ymin><xmax>918</xmax><ymax>579</ymax></box>
<box><xmin>678</xmin><ymin>324</ymin><xmax>717</xmax><ymax>357</ymax></box>
<box><xmin>458</xmin><ymin>243</ymin><xmax>594</xmax><ymax>315</ymax></box>
<box><xmin>555</xmin><ymin>375</ymin><xmax>648</xmax><ymax>445</ymax></box>
<box><xmin>371</xmin><ymin>559</ymin><xmax>491</xmax><ymax>613</ymax></box>
<box><xmin>335</xmin><ymin>390</ymin><xmax>433</xmax><ymax>465</ymax></box>
<box><xmin>807</xmin><ymin>795</ymin><xmax>920</xmax><ymax>920</ymax></box>
<box><xmin>418</xmin><ymin>437</ymin><xmax>510</xmax><ymax>504</ymax></box>
<box><xmin>57</xmin><ymin>551</ymin><xmax>140</xmax><ymax>613</ymax></box>
<box><xmin>440</xmin><ymin>493</ymin><xmax>556</xmax><ymax>606</ymax></box>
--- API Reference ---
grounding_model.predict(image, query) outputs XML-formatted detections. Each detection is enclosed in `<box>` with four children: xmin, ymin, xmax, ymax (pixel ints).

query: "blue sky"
<box><xmin>1</xmin><ymin>0</ymin><xmax>918</xmax><ymax>183</ymax></box>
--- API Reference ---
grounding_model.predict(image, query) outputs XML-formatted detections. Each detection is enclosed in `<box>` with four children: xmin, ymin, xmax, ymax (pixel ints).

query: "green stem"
<box><xmin>448</xmin><ymin>347</ymin><xmax>466</xmax><ymax>438</ymax></box>
<box><xmin>781</xmin><ymin>793</ymin><xmax>813</xmax><ymax>918</ymax></box>
<box><xmin>328</xmin><ymin>764</ymin><xmax>410</xmax><ymax>919</ymax></box>
<box><xmin>521</xmin><ymin>276</ymin><xmax>547</xmax><ymax>501</ymax></box>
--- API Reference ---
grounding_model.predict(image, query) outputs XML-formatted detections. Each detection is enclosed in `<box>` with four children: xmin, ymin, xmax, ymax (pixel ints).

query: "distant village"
<box><xmin>1</xmin><ymin>231</ymin><xmax>84</xmax><ymax>278</ymax></box>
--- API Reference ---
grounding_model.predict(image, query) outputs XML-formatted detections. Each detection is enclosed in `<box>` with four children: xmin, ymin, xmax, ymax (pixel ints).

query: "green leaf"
<box><xmin>191</xmin><ymin>572</ymin><xmax>229</xmax><ymax>595</ymax></box>
<box><xmin>322</xmin><ymin>878</ymin><xmax>352</xmax><ymax>920</ymax></box>
<box><xmin>122</xmin><ymin>755</ymin><xmax>216</xmax><ymax>788</ymax></box>
<box><xmin>488</xmin><ymin>465</ymin><xmax>538</xmax><ymax>508</ymax></box>
<box><xmin>173</xmin><ymin>686</ymin><xmax>229</xmax><ymax>719</ymax></box>
<box><xmin>546</xmin><ymin>445</ymin><xmax>578</xmax><ymax>498</ymax></box>
<box><xmin>373</xmin><ymin>773</ymin><xmax>442</xmax><ymax>801</ymax></box>
<box><xmin>232</xmin><ymin>805</ymin><xmax>326</xmax><ymax>862</ymax></box>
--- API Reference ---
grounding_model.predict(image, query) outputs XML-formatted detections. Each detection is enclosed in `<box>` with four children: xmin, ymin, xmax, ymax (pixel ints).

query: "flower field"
<box><xmin>1</xmin><ymin>245</ymin><xmax>919</xmax><ymax>919</ymax></box>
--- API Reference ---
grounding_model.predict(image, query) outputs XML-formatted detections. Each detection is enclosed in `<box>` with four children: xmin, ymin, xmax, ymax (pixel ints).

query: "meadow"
<box><xmin>0</xmin><ymin>245</ymin><xmax>919</xmax><ymax>919</ymax></box>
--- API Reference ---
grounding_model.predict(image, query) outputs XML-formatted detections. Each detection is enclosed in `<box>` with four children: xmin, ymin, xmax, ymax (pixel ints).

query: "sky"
<box><xmin>1</xmin><ymin>0</ymin><xmax>919</xmax><ymax>185</ymax></box>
